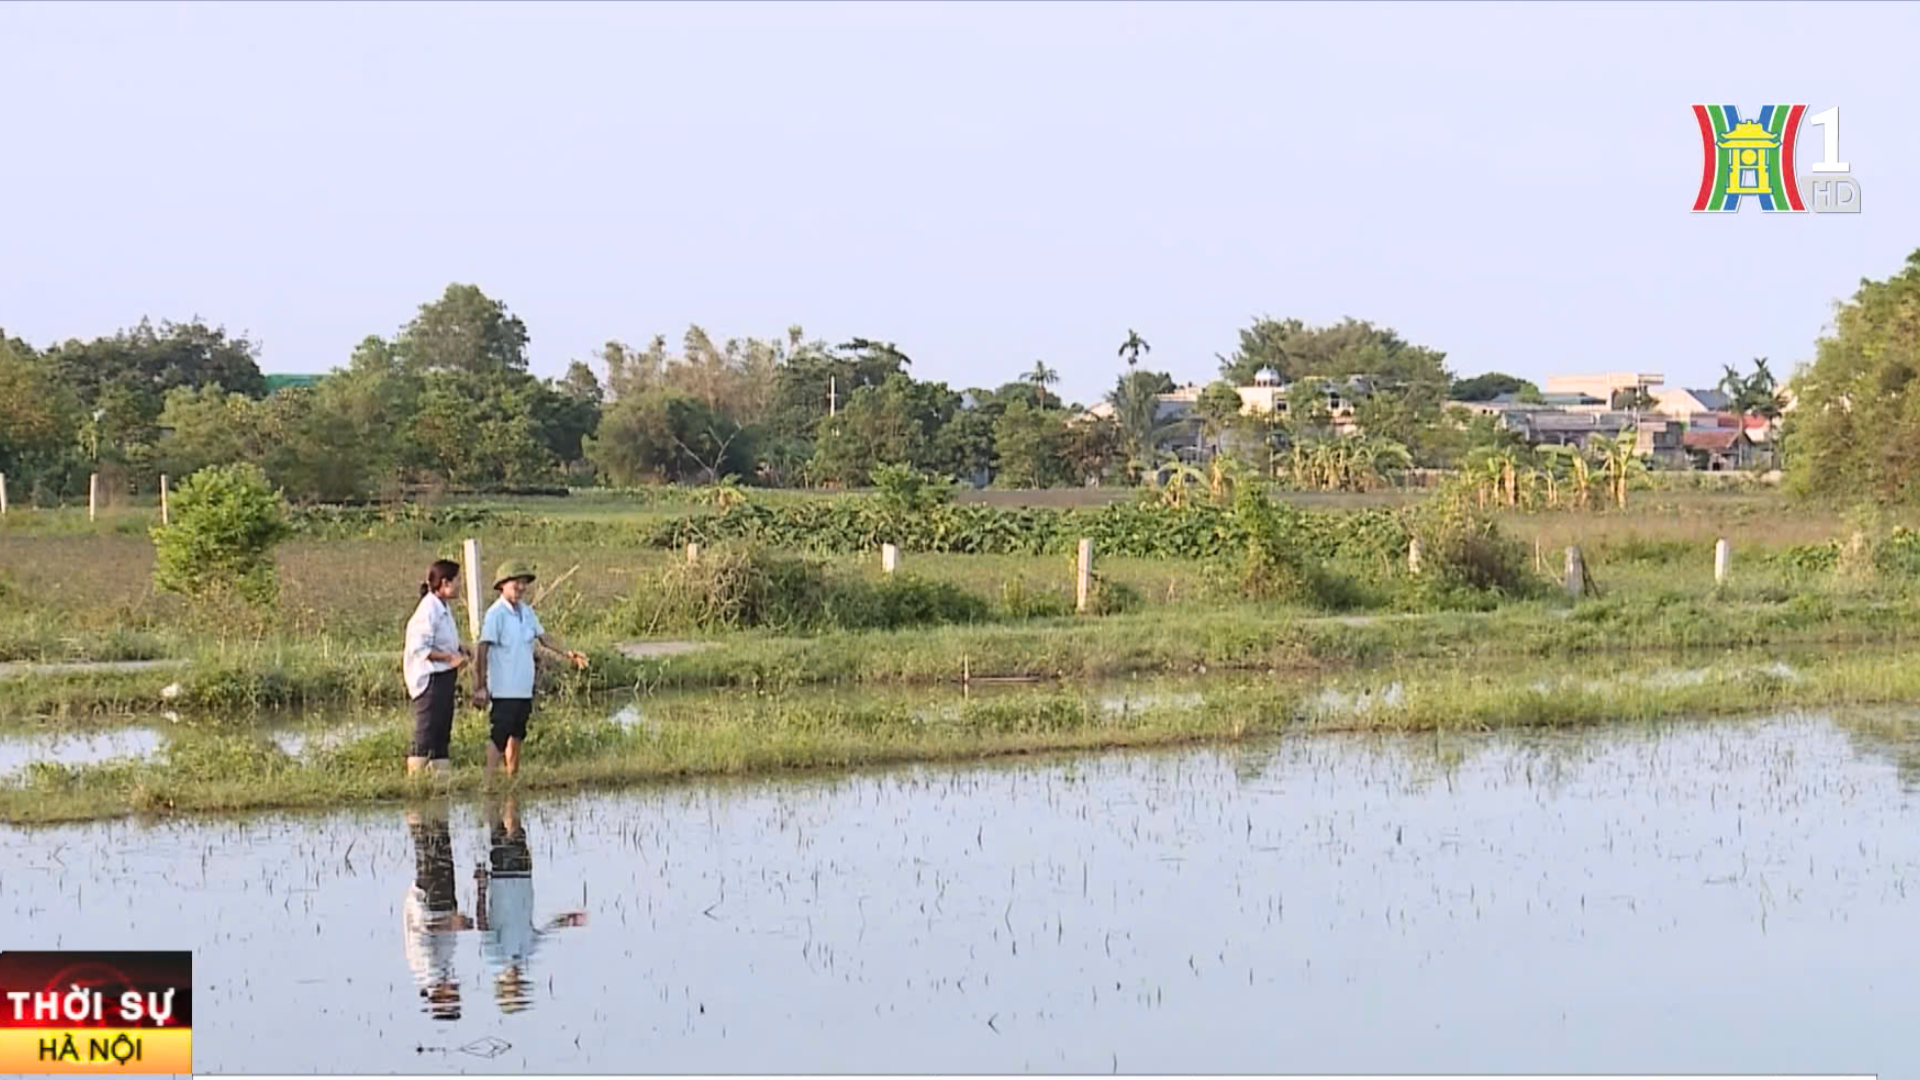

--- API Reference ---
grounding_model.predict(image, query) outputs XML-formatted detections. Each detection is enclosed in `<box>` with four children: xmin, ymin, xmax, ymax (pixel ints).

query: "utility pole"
<box><xmin>828</xmin><ymin>376</ymin><xmax>838</xmax><ymax>417</ymax></box>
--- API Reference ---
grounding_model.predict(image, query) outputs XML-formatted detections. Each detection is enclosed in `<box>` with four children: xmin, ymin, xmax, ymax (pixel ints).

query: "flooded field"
<box><xmin>7</xmin><ymin>711</ymin><xmax>1920</xmax><ymax>1074</ymax></box>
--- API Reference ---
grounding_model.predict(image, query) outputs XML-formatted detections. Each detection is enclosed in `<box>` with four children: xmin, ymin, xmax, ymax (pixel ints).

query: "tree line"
<box><xmin>9</xmin><ymin>251</ymin><xmax>1891</xmax><ymax>507</ymax></box>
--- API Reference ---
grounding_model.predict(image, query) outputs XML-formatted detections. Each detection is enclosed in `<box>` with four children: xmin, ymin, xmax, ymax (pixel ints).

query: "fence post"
<box><xmin>1076</xmin><ymin>538</ymin><xmax>1094</xmax><ymax>613</ymax></box>
<box><xmin>89</xmin><ymin>472</ymin><xmax>98</xmax><ymax>521</ymax></box>
<box><xmin>0</xmin><ymin>473</ymin><xmax>8</xmax><ymax>516</ymax></box>
<box><xmin>881</xmin><ymin>543</ymin><xmax>899</xmax><ymax>574</ymax></box>
<box><xmin>1407</xmin><ymin>537</ymin><xmax>1423</xmax><ymax>574</ymax></box>
<box><xmin>1564</xmin><ymin>545</ymin><xmax>1585</xmax><ymax>599</ymax></box>
<box><xmin>461</xmin><ymin>538</ymin><xmax>484</xmax><ymax>642</ymax></box>
<box><xmin>1714</xmin><ymin>538</ymin><xmax>1730</xmax><ymax>586</ymax></box>
<box><xmin>685</xmin><ymin>542</ymin><xmax>700</xmax><ymax>565</ymax></box>
<box><xmin>159</xmin><ymin>474</ymin><xmax>170</xmax><ymax>526</ymax></box>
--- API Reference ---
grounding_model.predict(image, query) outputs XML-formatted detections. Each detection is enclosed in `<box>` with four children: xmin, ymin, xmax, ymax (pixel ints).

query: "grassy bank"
<box><xmin>6</xmin><ymin>589</ymin><xmax>1916</xmax><ymax>720</ymax></box>
<box><xmin>6</xmin><ymin>648</ymin><xmax>1918</xmax><ymax>824</ymax></box>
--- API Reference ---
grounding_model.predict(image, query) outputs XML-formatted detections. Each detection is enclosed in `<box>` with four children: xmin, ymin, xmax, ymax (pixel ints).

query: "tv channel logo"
<box><xmin>1691</xmin><ymin>104</ymin><xmax>1859</xmax><ymax>214</ymax></box>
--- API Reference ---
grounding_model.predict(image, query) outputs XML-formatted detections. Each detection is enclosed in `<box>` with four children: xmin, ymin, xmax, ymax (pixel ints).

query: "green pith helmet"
<box><xmin>491</xmin><ymin>560</ymin><xmax>537</xmax><ymax>591</ymax></box>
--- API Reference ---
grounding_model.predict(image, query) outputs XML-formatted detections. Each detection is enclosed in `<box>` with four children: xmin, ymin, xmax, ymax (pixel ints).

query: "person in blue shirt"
<box><xmin>472</xmin><ymin>561</ymin><xmax>587</xmax><ymax>780</ymax></box>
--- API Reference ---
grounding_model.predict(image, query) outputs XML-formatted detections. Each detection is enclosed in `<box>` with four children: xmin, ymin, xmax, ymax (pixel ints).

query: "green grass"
<box><xmin>8</xmin><ymin>590</ymin><xmax>1918</xmax><ymax>721</ymax></box>
<box><xmin>7</xmin><ymin>646</ymin><xmax>1917</xmax><ymax>825</ymax></box>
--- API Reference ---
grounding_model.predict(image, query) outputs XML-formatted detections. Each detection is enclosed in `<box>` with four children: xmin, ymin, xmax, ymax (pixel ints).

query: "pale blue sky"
<box><xmin>3</xmin><ymin>0</ymin><xmax>1915</xmax><ymax>405</ymax></box>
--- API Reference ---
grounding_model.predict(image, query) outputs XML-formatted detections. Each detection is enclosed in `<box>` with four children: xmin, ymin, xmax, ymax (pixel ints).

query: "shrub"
<box><xmin>1406</xmin><ymin>491</ymin><xmax>1535</xmax><ymax>597</ymax></box>
<box><xmin>627</xmin><ymin>546</ymin><xmax>831</xmax><ymax>634</ymax></box>
<box><xmin>1000</xmin><ymin>577</ymin><xmax>1072</xmax><ymax>620</ymax></box>
<box><xmin>826</xmin><ymin>575</ymin><xmax>992</xmax><ymax>630</ymax></box>
<box><xmin>612</xmin><ymin>546</ymin><xmax>991</xmax><ymax>635</ymax></box>
<box><xmin>1087</xmin><ymin>578</ymin><xmax>1145</xmax><ymax>616</ymax></box>
<box><xmin>151</xmin><ymin>464</ymin><xmax>292</xmax><ymax>606</ymax></box>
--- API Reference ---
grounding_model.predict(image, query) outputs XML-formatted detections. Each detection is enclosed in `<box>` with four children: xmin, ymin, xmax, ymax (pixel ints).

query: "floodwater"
<box><xmin>7</xmin><ymin>711</ymin><xmax>1920</xmax><ymax>1074</ymax></box>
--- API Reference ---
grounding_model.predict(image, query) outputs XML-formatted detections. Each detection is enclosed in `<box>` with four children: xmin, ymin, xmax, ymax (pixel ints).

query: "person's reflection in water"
<box><xmin>403</xmin><ymin>803</ymin><xmax>474</xmax><ymax>1021</ymax></box>
<box><xmin>475</xmin><ymin>794</ymin><xmax>587</xmax><ymax>1015</ymax></box>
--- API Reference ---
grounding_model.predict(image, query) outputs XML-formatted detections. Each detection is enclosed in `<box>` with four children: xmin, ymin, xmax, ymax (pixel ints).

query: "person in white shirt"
<box><xmin>402</xmin><ymin>803</ymin><xmax>474</xmax><ymax>1021</ymax></box>
<box><xmin>404</xmin><ymin>559</ymin><xmax>469</xmax><ymax>777</ymax></box>
<box><xmin>472</xmin><ymin>561</ymin><xmax>586</xmax><ymax>780</ymax></box>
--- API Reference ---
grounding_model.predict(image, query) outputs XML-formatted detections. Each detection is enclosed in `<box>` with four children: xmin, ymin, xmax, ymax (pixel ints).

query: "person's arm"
<box><xmin>473</xmin><ymin>642</ymin><xmax>491</xmax><ymax>704</ymax></box>
<box><xmin>534</xmin><ymin>614</ymin><xmax>588</xmax><ymax>670</ymax></box>
<box><xmin>473</xmin><ymin>607</ymin><xmax>499</xmax><ymax>704</ymax></box>
<box><xmin>408</xmin><ymin>610</ymin><xmax>464</xmax><ymax>669</ymax></box>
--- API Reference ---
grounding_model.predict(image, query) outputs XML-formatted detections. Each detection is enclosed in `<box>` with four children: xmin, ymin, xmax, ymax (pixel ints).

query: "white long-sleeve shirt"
<box><xmin>403</xmin><ymin>593</ymin><xmax>462</xmax><ymax>700</ymax></box>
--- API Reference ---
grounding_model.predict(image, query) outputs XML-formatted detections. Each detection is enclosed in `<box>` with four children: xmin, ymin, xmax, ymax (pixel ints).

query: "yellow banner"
<box><xmin>0</xmin><ymin>1028</ymin><xmax>191</xmax><ymax>1075</ymax></box>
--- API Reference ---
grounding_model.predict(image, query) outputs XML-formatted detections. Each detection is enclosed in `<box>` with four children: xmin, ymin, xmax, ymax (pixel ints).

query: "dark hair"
<box><xmin>421</xmin><ymin>559</ymin><xmax>460</xmax><ymax>599</ymax></box>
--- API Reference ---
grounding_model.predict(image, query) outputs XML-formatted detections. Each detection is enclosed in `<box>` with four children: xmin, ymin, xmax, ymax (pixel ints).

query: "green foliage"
<box><xmin>150</xmin><ymin>464</ymin><xmax>292</xmax><ymax>605</ymax></box>
<box><xmin>871</xmin><ymin>463</ymin><xmax>954</xmax><ymax>513</ymax></box>
<box><xmin>1216</xmin><ymin>486</ymin><xmax>1362</xmax><ymax>607</ymax></box>
<box><xmin>1105</xmin><ymin>369</ymin><xmax>1186</xmax><ymax>470</ymax></box>
<box><xmin>991</xmin><ymin>400</ymin><xmax>1070</xmax><ymax>488</ymax></box>
<box><xmin>1407</xmin><ymin>490</ymin><xmax>1535</xmax><ymax>597</ymax></box>
<box><xmin>1787</xmin><ymin>250</ymin><xmax>1920</xmax><ymax>502</ymax></box>
<box><xmin>809</xmin><ymin>373</ymin><xmax>962</xmax><ymax>485</ymax></box>
<box><xmin>611</xmin><ymin>546</ymin><xmax>988</xmax><ymax>634</ymax></box>
<box><xmin>1450</xmin><ymin>372</ymin><xmax>1538</xmax><ymax>402</ymax></box>
<box><xmin>1219</xmin><ymin>316</ymin><xmax>1450</xmax><ymax>389</ymax></box>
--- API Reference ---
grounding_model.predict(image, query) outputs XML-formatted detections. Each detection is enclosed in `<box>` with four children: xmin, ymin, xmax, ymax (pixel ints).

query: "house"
<box><xmin>1499</xmin><ymin>409</ymin><xmax>1686</xmax><ymax>465</ymax></box>
<box><xmin>1545</xmin><ymin>372</ymin><xmax>1666</xmax><ymax>404</ymax></box>
<box><xmin>1652</xmin><ymin>387</ymin><xmax>1732</xmax><ymax>422</ymax></box>
<box><xmin>1450</xmin><ymin>391</ymin><xmax>1608</xmax><ymax>420</ymax></box>
<box><xmin>265</xmin><ymin>373</ymin><xmax>326</xmax><ymax>393</ymax></box>
<box><xmin>1683</xmin><ymin>427</ymin><xmax>1741</xmax><ymax>471</ymax></box>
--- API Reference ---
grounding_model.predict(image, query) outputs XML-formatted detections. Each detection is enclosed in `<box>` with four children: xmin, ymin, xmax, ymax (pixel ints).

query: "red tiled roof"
<box><xmin>1683</xmin><ymin>428</ymin><xmax>1740</xmax><ymax>451</ymax></box>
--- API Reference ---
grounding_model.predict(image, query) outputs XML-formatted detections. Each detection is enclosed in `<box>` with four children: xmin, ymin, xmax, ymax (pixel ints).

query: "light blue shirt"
<box><xmin>480</xmin><ymin>597</ymin><xmax>544</xmax><ymax>700</ymax></box>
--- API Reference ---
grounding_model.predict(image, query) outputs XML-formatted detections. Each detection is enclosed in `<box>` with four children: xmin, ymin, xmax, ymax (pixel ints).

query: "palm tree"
<box><xmin>1026</xmin><ymin>360</ymin><xmax>1059</xmax><ymax>393</ymax></box>
<box><xmin>1353</xmin><ymin>437</ymin><xmax>1412</xmax><ymax>492</ymax></box>
<box><xmin>1106</xmin><ymin>371</ymin><xmax>1190</xmax><ymax>481</ymax></box>
<box><xmin>1118</xmin><ymin>330</ymin><xmax>1151</xmax><ymax>369</ymax></box>
<box><xmin>1156</xmin><ymin>459</ymin><xmax>1207</xmax><ymax>508</ymax></box>
<box><xmin>1540</xmin><ymin>444</ymin><xmax>1593</xmax><ymax>510</ymax></box>
<box><xmin>1588</xmin><ymin>431</ymin><xmax>1645</xmax><ymax>510</ymax></box>
<box><xmin>1717</xmin><ymin>362</ymin><xmax>1746</xmax><ymax>401</ymax></box>
<box><xmin>1206</xmin><ymin>454</ymin><xmax>1251</xmax><ymax>504</ymax></box>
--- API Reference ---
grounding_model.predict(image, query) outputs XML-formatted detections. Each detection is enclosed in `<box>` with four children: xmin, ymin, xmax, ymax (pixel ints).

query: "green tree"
<box><xmin>1105</xmin><ymin>369</ymin><xmax>1185</xmax><ymax>476</ymax></box>
<box><xmin>1026</xmin><ymin>361</ymin><xmax>1060</xmax><ymax>406</ymax></box>
<box><xmin>808</xmin><ymin>374</ymin><xmax>959</xmax><ymax>485</ymax></box>
<box><xmin>151</xmin><ymin>463</ymin><xmax>292</xmax><ymax>606</ymax></box>
<box><xmin>1786</xmin><ymin>251</ymin><xmax>1920</xmax><ymax>501</ymax></box>
<box><xmin>395</xmin><ymin>284</ymin><xmax>531</xmax><ymax>376</ymax></box>
<box><xmin>1196</xmin><ymin>380</ymin><xmax>1246</xmax><ymax>442</ymax></box>
<box><xmin>1450</xmin><ymin>372</ymin><xmax>1540</xmax><ymax>402</ymax></box>
<box><xmin>155</xmin><ymin>385</ymin><xmax>261</xmax><ymax>478</ymax></box>
<box><xmin>931</xmin><ymin>408</ymin><xmax>997</xmax><ymax>484</ymax></box>
<box><xmin>1062</xmin><ymin>415</ymin><xmax>1121</xmax><ymax>485</ymax></box>
<box><xmin>1219</xmin><ymin>316</ymin><xmax>1450</xmax><ymax>390</ymax></box>
<box><xmin>0</xmin><ymin>334</ymin><xmax>81</xmax><ymax>496</ymax></box>
<box><xmin>992</xmin><ymin>400</ymin><xmax>1068</xmax><ymax>488</ymax></box>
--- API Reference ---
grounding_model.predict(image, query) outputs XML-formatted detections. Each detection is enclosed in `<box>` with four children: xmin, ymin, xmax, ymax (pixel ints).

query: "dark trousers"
<box><xmin>410</xmin><ymin>669</ymin><xmax>457</xmax><ymax>760</ymax></box>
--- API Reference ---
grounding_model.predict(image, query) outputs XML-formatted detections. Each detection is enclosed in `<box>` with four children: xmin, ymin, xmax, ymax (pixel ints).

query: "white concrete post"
<box><xmin>1565</xmin><ymin>545</ymin><xmax>1585</xmax><ymax>599</ymax></box>
<box><xmin>1714</xmin><ymin>538</ymin><xmax>1730</xmax><ymax>586</ymax></box>
<box><xmin>159</xmin><ymin>474</ymin><xmax>169</xmax><ymax>526</ymax></box>
<box><xmin>462</xmin><ymin>538</ymin><xmax>484</xmax><ymax>641</ymax></box>
<box><xmin>1408</xmin><ymin>536</ymin><xmax>1423</xmax><ymax>574</ymax></box>
<box><xmin>89</xmin><ymin>472</ymin><xmax>99</xmax><ymax>521</ymax></box>
<box><xmin>686</xmin><ymin>542</ymin><xmax>700</xmax><ymax>565</ymax></box>
<box><xmin>1076</xmin><ymin>538</ymin><xmax>1094</xmax><ymax>613</ymax></box>
<box><xmin>881</xmin><ymin>543</ymin><xmax>900</xmax><ymax>574</ymax></box>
